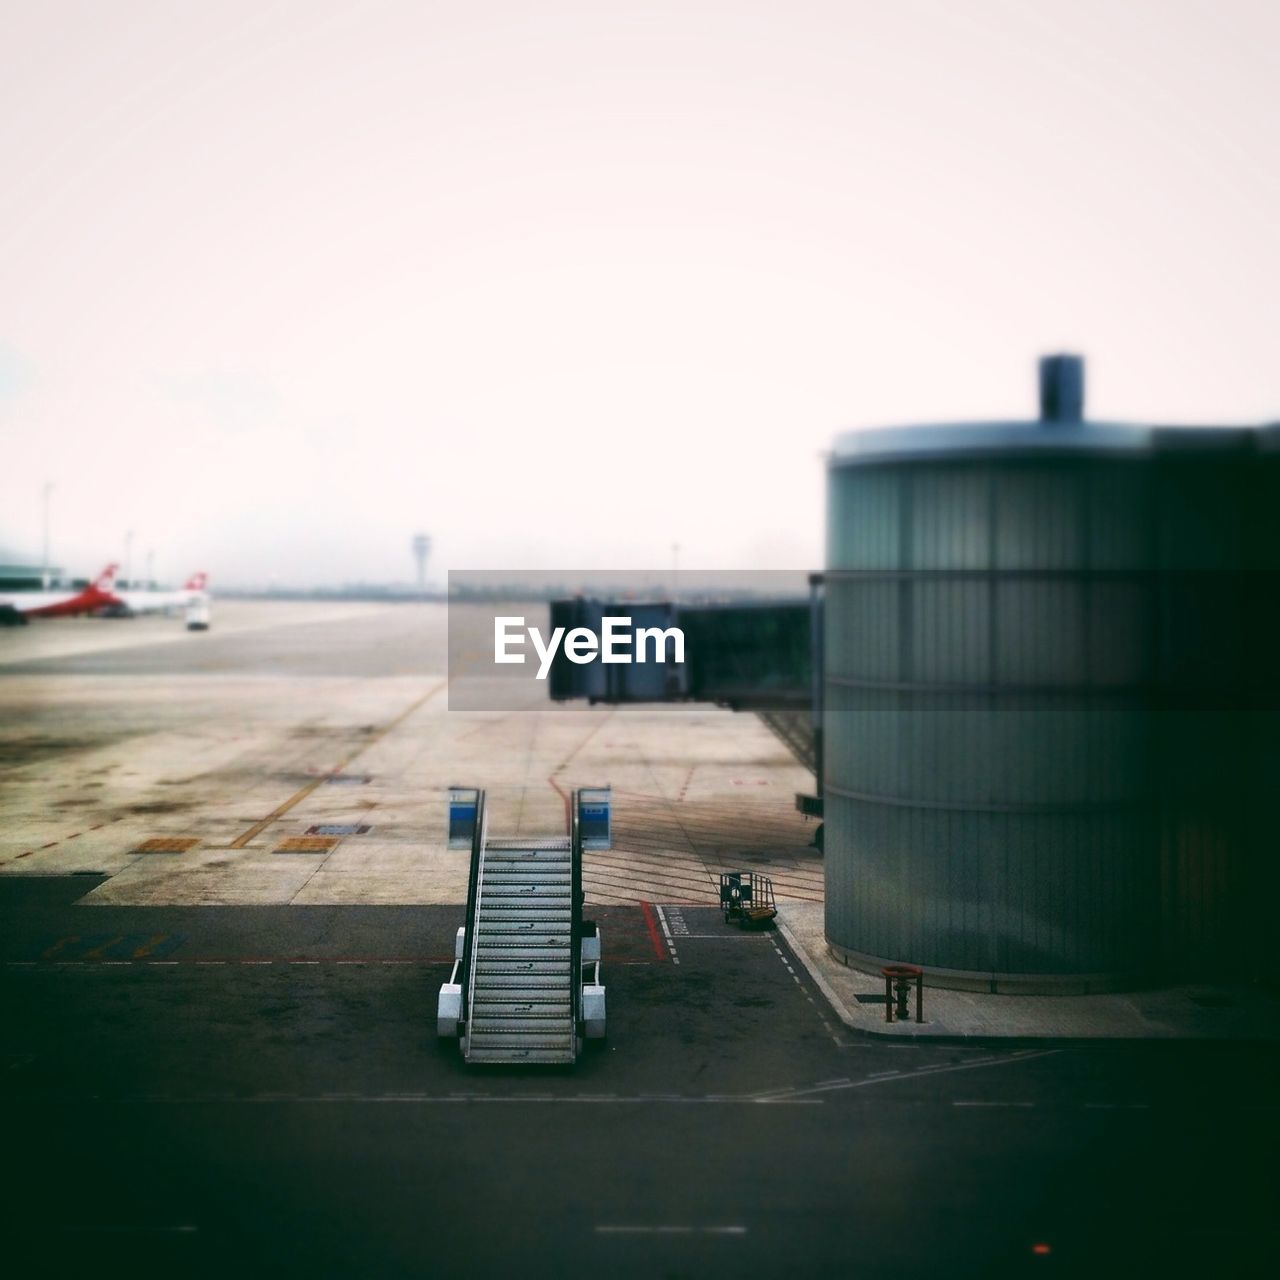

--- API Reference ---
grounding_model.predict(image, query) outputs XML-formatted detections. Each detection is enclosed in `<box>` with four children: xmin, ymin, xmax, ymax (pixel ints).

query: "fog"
<box><xmin>2</xmin><ymin>0</ymin><xmax>1276</xmax><ymax>586</ymax></box>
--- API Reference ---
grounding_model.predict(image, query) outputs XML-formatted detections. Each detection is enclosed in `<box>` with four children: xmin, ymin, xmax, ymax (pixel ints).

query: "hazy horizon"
<box><xmin>3</xmin><ymin>1</ymin><xmax>1277</xmax><ymax>587</ymax></box>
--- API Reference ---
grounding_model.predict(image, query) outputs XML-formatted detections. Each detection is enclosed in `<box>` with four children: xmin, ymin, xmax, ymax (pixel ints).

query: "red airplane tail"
<box><xmin>184</xmin><ymin>571</ymin><xmax>208</xmax><ymax>591</ymax></box>
<box><xmin>92</xmin><ymin>564</ymin><xmax>120</xmax><ymax>594</ymax></box>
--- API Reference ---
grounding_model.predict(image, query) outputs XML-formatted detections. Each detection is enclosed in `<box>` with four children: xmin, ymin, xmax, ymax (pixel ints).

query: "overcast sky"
<box><xmin>1</xmin><ymin>0</ymin><xmax>1276</xmax><ymax>586</ymax></box>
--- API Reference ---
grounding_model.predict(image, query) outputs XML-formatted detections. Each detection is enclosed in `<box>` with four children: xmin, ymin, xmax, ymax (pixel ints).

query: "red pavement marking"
<box><xmin>547</xmin><ymin>774</ymin><xmax>571</xmax><ymax>825</ymax></box>
<box><xmin>639</xmin><ymin>900</ymin><xmax>668</xmax><ymax>963</ymax></box>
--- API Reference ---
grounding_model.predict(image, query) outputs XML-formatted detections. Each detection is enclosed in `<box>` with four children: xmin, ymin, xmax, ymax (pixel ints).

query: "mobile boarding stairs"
<box><xmin>437</xmin><ymin>788</ymin><xmax>607</xmax><ymax>1064</ymax></box>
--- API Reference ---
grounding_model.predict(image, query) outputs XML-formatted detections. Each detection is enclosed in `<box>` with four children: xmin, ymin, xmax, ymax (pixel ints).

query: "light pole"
<box><xmin>41</xmin><ymin>481</ymin><xmax>53</xmax><ymax>587</ymax></box>
<box><xmin>146</xmin><ymin>549</ymin><xmax>155</xmax><ymax>588</ymax></box>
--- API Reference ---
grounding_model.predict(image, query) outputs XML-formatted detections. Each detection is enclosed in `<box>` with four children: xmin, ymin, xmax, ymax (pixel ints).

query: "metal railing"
<box><xmin>458</xmin><ymin>788</ymin><xmax>487</xmax><ymax>1035</ymax></box>
<box><xmin>570</xmin><ymin>789</ymin><xmax>583</xmax><ymax>1041</ymax></box>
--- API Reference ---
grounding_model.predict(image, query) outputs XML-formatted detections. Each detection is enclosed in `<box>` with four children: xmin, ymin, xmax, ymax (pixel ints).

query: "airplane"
<box><xmin>109</xmin><ymin>571</ymin><xmax>210</xmax><ymax>616</ymax></box>
<box><xmin>0</xmin><ymin>564</ymin><xmax>121</xmax><ymax>621</ymax></box>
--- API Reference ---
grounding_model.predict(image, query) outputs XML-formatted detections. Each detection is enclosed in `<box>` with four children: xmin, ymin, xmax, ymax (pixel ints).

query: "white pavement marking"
<box><xmin>664</xmin><ymin>906</ymin><xmax>690</xmax><ymax>936</ymax></box>
<box><xmin>751</xmin><ymin>1048</ymin><xmax>1059</xmax><ymax>1102</ymax></box>
<box><xmin>775</xmin><ymin>914</ymin><xmax>866</xmax><ymax>1038</ymax></box>
<box><xmin>953</xmin><ymin>1100</ymin><xmax>1036</xmax><ymax>1107</ymax></box>
<box><xmin>70</xmin><ymin>1092</ymin><xmax>825</xmax><ymax>1106</ymax></box>
<box><xmin>653</xmin><ymin>904</ymin><xmax>680</xmax><ymax>965</ymax></box>
<box><xmin>673</xmin><ymin>934</ymin><xmax>769</xmax><ymax>940</ymax></box>
<box><xmin>768</xmin><ymin>933</ymin><xmax>842</xmax><ymax>1047</ymax></box>
<box><xmin>771</xmin><ymin>1049</ymin><xmax>1061</xmax><ymax>1100</ymax></box>
<box><xmin>596</xmin><ymin>1226</ymin><xmax>747</xmax><ymax>1236</ymax></box>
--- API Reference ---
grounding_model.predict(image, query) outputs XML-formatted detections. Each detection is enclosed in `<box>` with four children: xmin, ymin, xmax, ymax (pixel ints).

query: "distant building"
<box><xmin>0</xmin><ymin>560</ymin><xmax>65</xmax><ymax>591</ymax></box>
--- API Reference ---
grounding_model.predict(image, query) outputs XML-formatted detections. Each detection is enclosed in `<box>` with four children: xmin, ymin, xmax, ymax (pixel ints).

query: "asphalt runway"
<box><xmin>1</xmin><ymin>606</ymin><xmax>1276</xmax><ymax>1276</ymax></box>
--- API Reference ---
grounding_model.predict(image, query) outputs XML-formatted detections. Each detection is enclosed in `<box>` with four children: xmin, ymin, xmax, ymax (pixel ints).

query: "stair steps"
<box><xmin>463</xmin><ymin>843</ymin><xmax>578</xmax><ymax>1065</ymax></box>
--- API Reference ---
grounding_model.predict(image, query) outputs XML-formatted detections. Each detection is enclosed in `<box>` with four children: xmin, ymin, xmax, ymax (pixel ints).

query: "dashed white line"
<box><xmin>653</xmin><ymin>904</ymin><xmax>680</xmax><ymax>966</ymax></box>
<box><xmin>768</xmin><ymin>935</ymin><xmax>842</xmax><ymax>1047</ymax></box>
<box><xmin>596</xmin><ymin>1225</ymin><xmax>747</xmax><ymax>1236</ymax></box>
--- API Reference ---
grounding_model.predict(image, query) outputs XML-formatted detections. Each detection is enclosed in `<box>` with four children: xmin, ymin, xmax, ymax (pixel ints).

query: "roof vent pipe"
<box><xmin>1038</xmin><ymin>353</ymin><xmax>1085</xmax><ymax>424</ymax></box>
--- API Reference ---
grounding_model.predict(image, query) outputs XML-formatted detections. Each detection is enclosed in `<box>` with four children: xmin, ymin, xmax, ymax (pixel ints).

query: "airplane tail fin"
<box><xmin>184</xmin><ymin>571</ymin><xmax>208</xmax><ymax>591</ymax></box>
<box><xmin>93</xmin><ymin>563</ymin><xmax>119</xmax><ymax>593</ymax></box>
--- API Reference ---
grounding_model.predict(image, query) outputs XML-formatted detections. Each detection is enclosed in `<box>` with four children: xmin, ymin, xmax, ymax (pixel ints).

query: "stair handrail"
<box><xmin>458</xmin><ymin>788</ymin><xmax>487</xmax><ymax>1041</ymax></box>
<box><xmin>570</xmin><ymin>789</ymin><xmax>583</xmax><ymax>1041</ymax></box>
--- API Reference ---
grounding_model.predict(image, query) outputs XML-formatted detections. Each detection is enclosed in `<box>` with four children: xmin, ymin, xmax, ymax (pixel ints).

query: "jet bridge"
<box><xmin>437</xmin><ymin>788</ymin><xmax>606</xmax><ymax>1064</ymax></box>
<box><xmin>548</xmin><ymin>585</ymin><xmax>826</xmax><ymax>826</ymax></box>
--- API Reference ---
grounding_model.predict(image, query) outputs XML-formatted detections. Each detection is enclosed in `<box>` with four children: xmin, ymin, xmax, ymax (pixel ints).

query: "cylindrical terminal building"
<box><xmin>824</xmin><ymin>357</ymin><xmax>1279</xmax><ymax>991</ymax></box>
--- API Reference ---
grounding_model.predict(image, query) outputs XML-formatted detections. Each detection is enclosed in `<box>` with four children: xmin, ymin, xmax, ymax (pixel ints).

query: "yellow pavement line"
<box><xmin>131</xmin><ymin>933</ymin><xmax>171</xmax><ymax>959</ymax></box>
<box><xmin>81</xmin><ymin>935</ymin><xmax>126</xmax><ymax>961</ymax></box>
<box><xmin>229</xmin><ymin>682</ymin><xmax>443</xmax><ymax>850</ymax></box>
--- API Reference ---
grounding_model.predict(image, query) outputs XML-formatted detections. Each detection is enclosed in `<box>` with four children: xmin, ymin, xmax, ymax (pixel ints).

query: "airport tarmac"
<box><xmin>2</xmin><ymin>604</ymin><xmax>1276</xmax><ymax>1277</ymax></box>
<box><xmin>0</xmin><ymin>602</ymin><xmax>822</xmax><ymax>907</ymax></box>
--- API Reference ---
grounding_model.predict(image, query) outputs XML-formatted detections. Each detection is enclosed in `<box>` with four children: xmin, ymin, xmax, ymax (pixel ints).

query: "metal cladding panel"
<box><xmin>826</xmin><ymin>468</ymin><xmax>902</xmax><ymax>570</ymax></box>
<box><xmin>824</xmin><ymin>687</ymin><xmax>1151</xmax><ymax>810</ymax></box>
<box><xmin>824</xmin><ymin>798</ymin><xmax>1158</xmax><ymax>977</ymax></box>
<box><xmin>825</xmin><ymin>440</ymin><xmax>1278</xmax><ymax>986</ymax></box>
